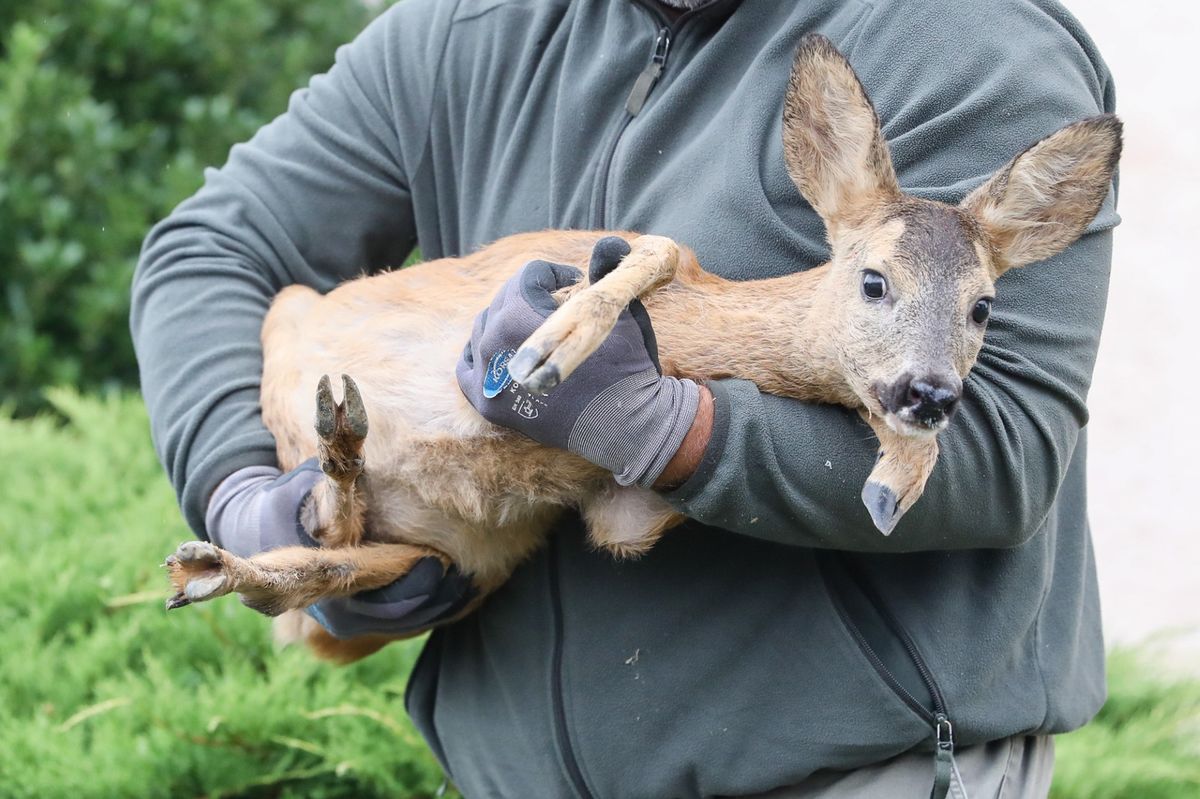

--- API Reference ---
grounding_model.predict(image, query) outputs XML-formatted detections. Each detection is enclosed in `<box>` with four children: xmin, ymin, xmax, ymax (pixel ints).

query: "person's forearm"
<box><xmin>132</xmin><ymin>231</ymin><xmax>287</xmax><ymax>537</ymax></box>
<box><xmin>655</xmin><ymin>384</ymin><xmax>714</xmax><ymax>489</ymax></box>
<box><xmin>132</xmin><ymin>6</ymin><xmax>430</xmax><ymax>536</ymax></box>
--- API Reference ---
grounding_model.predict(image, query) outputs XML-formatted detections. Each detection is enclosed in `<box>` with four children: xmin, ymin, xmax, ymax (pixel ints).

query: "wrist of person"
<box><xmin>654</xmin><ymin>383</ymin><xmax>715</xmax><ymax>489</ymax></box>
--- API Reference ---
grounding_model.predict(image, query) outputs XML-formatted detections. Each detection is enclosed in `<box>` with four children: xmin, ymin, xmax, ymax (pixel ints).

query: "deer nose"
<box><xmin>906</xmin><ymin>377</ymin><xmax>961</xmax><ymax>426</ymax></box>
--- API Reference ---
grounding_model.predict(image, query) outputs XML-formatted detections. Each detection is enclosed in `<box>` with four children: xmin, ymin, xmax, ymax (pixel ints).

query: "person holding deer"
<box><xmin>133</xmin><ymin>0</ymin><xmax>1120</xmax><ymax>796</ymax></box>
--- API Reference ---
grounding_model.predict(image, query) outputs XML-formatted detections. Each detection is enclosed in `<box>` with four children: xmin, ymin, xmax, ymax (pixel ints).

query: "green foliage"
<box><xmin>0</xmin><ymin>1</ymin><xmax>394</xmax><ymax>413</ymax></box>
<box><xmin>1053</xmin><ymin>647</ymin><xmax>1200</xmax><ymax>798</ymax></box>
<box><xmin>2</xmin><ymin>391</ymin><xmax>1198</xmax><ymax>797</ymax></box>
<box><xmin>0</xmin><ymin>392</ymin><xmax>452</xmax><ymax>798</ymax></box>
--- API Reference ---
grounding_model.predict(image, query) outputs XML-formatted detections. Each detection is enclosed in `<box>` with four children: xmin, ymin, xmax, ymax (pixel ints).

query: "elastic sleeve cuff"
<box><xmin>634</xmin><ymin>377</ymin><xmax>702</xmax><ymax>488</ymax></box>
<box><xmin>659</xmin><ymin>378</ymin><xmax>734</xmax><ymax>508</ymax></box>
<box><xmin>181</xmin><ymin>443</ymin><xmax>280</xmax><ymax>540</ymax></box>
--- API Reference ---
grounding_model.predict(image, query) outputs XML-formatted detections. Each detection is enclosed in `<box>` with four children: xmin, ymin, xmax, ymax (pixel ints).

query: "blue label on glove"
<box><xmin>483</xmin><ymin>349</ymin><xmax>516</xmax><ymax>398</ymax></box>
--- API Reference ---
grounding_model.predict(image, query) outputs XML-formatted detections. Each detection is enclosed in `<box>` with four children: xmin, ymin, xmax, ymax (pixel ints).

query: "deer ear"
<box><xmin>782</xmin><ymin>34</ymin><xmax>900</xmax><ymax>233</ymax></box>
<box><xmin>961</xmin><ymin>115</ymin><xmax>1122</xmax><ymax>274</ymax></box>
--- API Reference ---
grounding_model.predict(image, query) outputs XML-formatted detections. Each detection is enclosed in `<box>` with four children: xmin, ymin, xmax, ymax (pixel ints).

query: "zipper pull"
<box><xmin>625</xmin><ymin>27</ymin><xmax>672</xmax><ymax>116</ymax></box>
<box><xmin>929</xmin><ymin>713</ymin><xmax>955</xmax><ymax>799</ymax></box>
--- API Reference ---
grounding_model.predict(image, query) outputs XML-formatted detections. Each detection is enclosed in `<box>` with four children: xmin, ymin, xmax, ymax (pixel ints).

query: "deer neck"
<box><xmin>645</xmin><ymin>262</ymin><xmax>855</xmax><ymax>405</ymax></box>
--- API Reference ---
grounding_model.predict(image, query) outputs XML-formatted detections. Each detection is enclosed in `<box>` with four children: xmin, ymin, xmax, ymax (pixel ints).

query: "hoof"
<box><xmin>315</xmin><ymin>374</ymin><xmax>369</xmax><ymax>480</ymax></box>
<box><xmin>173</xmin><ymin>540</ymin><xmax>221</xmax><ymax>564</ymax></box>
<box><xmin>316</xmin><ymin>374</ymin><xmax>337</xmax><ymax>439</ymax></box>
<box><xmin>185</xmin><ymin>574</ymin><xmax>228</xmax><ymax>601</ymax></box>
<box><xmin>509</xmin><ymin>346</ymin><xmax>560</xmax><ymax>395</ymax></box>
<box><xmin>862</xmin><ymin>482</ymin><xmax>901</xmax><ymax>536</ymax></box>
<box><xmin>164</xmin><ymin>540</ymin><xmax>230</xmax><ymax>610</ymax></box>
<box><xmin>339</xmin><ymin>374</ymin><xmax>369</xmax><ymax>439</ymax></box>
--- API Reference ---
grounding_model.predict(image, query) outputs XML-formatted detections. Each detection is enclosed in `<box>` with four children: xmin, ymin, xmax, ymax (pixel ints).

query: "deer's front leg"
<box><xmin>861</xmin><ymin>414</ymin><xmax>940</xmax><ymax>535</ymax></box>
<box><xmin>164</xmin><ymin>540</ymin><xmax>450</xmax><ymax>617</ymax></box>
<box><xmin>509</xmin><ymin>234</ymin><xmax>680</xmax><ymax>393</ymax></box>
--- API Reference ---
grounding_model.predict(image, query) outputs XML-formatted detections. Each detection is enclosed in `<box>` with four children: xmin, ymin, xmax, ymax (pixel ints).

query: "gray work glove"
<box><xmin>205</xmin><ymin>459</ymin><xmax>474</xmax><ymax>637</ymax></box>
<box><xmin>456</xmin><ymin>237</ymin><xmax>700</xmax><ymax>488</ymax></box>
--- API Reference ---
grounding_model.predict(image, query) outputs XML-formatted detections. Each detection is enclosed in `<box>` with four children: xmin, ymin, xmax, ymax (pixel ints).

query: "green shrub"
<box><xmin>1053</xmin><ymin>646</ymin><xmax>1200</xmax><ymax>798</ymax></box>
<box><xmin>0</xmin><ymin>1</ymin><xmax>395</xmax><ymax>413</ymax></box>
<box><xmin>3</xmin><ymin>390</ymin><xmax>1198</xmax><ymax>797</ymax></box>
<box><xmin>0</xmin><ymin>390</ymin><xmax>452</xmax><ymax>798</ymax></box>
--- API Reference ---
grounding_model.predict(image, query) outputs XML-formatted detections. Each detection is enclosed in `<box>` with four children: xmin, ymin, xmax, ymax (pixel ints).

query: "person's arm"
<box><xmin>131</xmin><ymin>2</ymin><xmax>450</xmax><ymax>537</ymax></box>
<box><xmin>662</xmin><ymin>1</ymin><xmax>1119</xmax><ymax>552</ymax></box>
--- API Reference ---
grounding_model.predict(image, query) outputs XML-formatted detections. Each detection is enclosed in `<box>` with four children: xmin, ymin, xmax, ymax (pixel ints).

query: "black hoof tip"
<box><xmin>508</xmin><ymin>347</ymin><xmax>543</xmax><ymax>385</ymax></box>
<box><xmin>340</xmin><ymin>374</ymin><xmax>369</xmax><ymax>438</ymax></box>
<box><xmin>523</xmin><ymin>364</ymin><xmax>561</xmax><ymax>395</ymax></box>
<box><xmin>315</xmin><ymin>374</ymin><xmax>336</xmax><ymax>438</ymax></box>
<box><xmin>166</xmin><ymin>594</ymin><xmax>191</xmax><ymax>611</ymax></box>
<box><xmin>862</xmin><ymin>482</ymin><xmax>901</xmax><ymax>536</ymax></box>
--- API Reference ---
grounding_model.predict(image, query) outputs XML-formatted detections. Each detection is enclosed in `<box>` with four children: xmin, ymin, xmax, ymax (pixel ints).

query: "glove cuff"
<box><xmin>568</xmin><ymin>372</ymin><xmax>701</xmax><ymax>488</ymax></box>
<box><xmin>205</xmin><ymin>461</ymin><xmax>323</xmax><ymax>557</ymax></box>
<box><xmin>631</xmin><ymin>376</ymin><xmax>701</xmax><ymax>488</ymax></box>
<box><xmin>205</xmin><ymin>465</ymin><xmax>282</xmax><ymax>557</ymax></box>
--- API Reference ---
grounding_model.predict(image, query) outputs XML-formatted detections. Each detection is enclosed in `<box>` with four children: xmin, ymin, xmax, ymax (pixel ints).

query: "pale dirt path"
<box><xmin>1063</xmin><ymin>1</ymin><xmax>1200</xmax><ymax>660</ymax></box>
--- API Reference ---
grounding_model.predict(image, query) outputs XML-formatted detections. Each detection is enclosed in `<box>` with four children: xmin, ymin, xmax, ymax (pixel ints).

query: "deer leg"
<box><xmin>509</xmin><ymin>234</ymin><xmax>680</xmax><ymax>393</ymax></box>
<box><xmin>306</xmin><ymin>373</ymin><xmax>369</xmax><ymax>549</ymax></box>
<box><xmin>861</xmin><ymin>414</ymin><xmax>940</xmax><ymax>536</ymax></box>
<box><xmin>582</xmin><ymin>482</ymin><xmax>686</xmax><ymax>559</ymax></box>
<box><xmin>164</xmin><ymin>539</ymin><xmax>451</xmax><ymax>617</ymax></box>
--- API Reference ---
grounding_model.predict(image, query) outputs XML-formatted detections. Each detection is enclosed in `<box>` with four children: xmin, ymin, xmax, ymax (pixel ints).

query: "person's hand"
<box><xmin>456</xmin><ymin>237</ymin><xmax>700</xmax><ymax>488</ymax></box>
<box><xmin>205</xmin><ymin>459</ymin><xmax>474</xmax><ymax>637</ymax></box>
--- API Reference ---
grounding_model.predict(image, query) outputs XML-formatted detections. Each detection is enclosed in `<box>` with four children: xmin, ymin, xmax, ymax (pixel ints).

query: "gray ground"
<box><xmin>1066</xmin><ymin>1</ymin><xmax>1199</xmax><ymax>662</ymax></box>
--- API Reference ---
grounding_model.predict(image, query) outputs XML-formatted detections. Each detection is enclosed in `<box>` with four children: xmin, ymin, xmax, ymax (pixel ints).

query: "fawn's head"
<box><xmin>782</xmin><ymin>35</ymin><xmax>1121</xmax><ymax>438</ymax></box>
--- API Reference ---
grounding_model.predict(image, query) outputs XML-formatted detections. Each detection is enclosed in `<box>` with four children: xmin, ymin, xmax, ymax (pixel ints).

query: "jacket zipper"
<box><xmin>591</xmin><ymin>0</ymin><xmax>738</xmax><ymax>226</ymax></box>
<box><xmin>548</xmin><ymin>535</ymin><xmax>596</xmax><ymax>799</ymax></box>
<box><xmin>593</xmin><ymin>0</ymin><xmax>721</xmax><ymax>227</ymax></box>
<box><xmin>823</xmin><ymin>554</ymin><xmax>956</xmax><ymax>798</ymax></box>
<box><xmin>625</xmin><ymin>27</ymin><xmax>672</xmax><ymax>116</ymax></box>
<box><xmin>590</xmin><ymin>22</ymin><xmax>670</xmax><ymax>227</ymax></box>
<box><xmin>557</xmin><ymin>10</ymin><xmax>703</xmax><ymax>796</ymax></box>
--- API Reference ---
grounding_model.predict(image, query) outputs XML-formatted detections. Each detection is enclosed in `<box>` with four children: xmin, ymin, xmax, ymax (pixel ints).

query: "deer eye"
<box><xmin>861</xmin><ymin>270</ymin><xmax>887</xmax><ymax>301</ymax></box>
<box><xmin>971</xmin><ymin>298</ymin><xmax>993</xmax><ymax>325</ymax></box>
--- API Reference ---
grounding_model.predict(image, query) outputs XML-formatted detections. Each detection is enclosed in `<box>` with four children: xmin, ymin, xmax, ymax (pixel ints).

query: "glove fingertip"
<box><xmin>589</xmin><ymin>236</ymin><xmax>632</xmax><ymax>283</ymax></box>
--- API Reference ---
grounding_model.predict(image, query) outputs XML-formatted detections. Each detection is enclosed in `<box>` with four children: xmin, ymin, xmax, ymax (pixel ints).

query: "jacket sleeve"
<box><xmin>664</xmin><ymin>0</ymin><xmax>1119</xmax><ymax>552</ymax></box>
<box><xmin>130</xmin><ymin>1</ymin><xmax>450</xmax><ymax>537</ymax></box>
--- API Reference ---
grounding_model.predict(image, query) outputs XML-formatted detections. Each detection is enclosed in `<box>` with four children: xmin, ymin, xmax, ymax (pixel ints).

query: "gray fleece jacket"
<box><xmin>130</xmin><ymin>0</ymin><xmax>1118</xmax><ymax>796</ymax></box>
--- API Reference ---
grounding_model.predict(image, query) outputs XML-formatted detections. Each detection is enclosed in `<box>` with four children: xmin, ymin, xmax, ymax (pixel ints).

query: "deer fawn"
<box><xmin>165</xmin><ymin>35</ymin><xmax>1121</xmax><ymax>663</ymax></box>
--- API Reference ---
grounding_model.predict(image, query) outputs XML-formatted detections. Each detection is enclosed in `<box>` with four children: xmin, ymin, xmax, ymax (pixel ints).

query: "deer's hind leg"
<box><xmin>165</xmin><ymin>370</ymin><xmax>410</xmax><ymax>614</ymax></box>
<box><xmin>164</xmin><ymin>539</ymin><xmax>450</xmax><ymax>617</ymax></box>
<box><xmin>306</xmin><ymin>373</ymin><xmax>369</xmax><ymax>549</ymax></box>
<box><xmin>509</xmin><ymin>234</ymin><xmax>680</xmax><ymax>393</ymax></box>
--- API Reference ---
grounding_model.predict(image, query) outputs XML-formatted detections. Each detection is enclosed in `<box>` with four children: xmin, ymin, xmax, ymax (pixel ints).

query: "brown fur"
<box><xmin>164</xmin><ymin>35</ymin><xmax>1121</xmax><ymax>664</ymax></box>
<box><xmin>962</xmin><ymin>115</ymin><xmax>1123</xmax><ymax>274</ymax></box>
